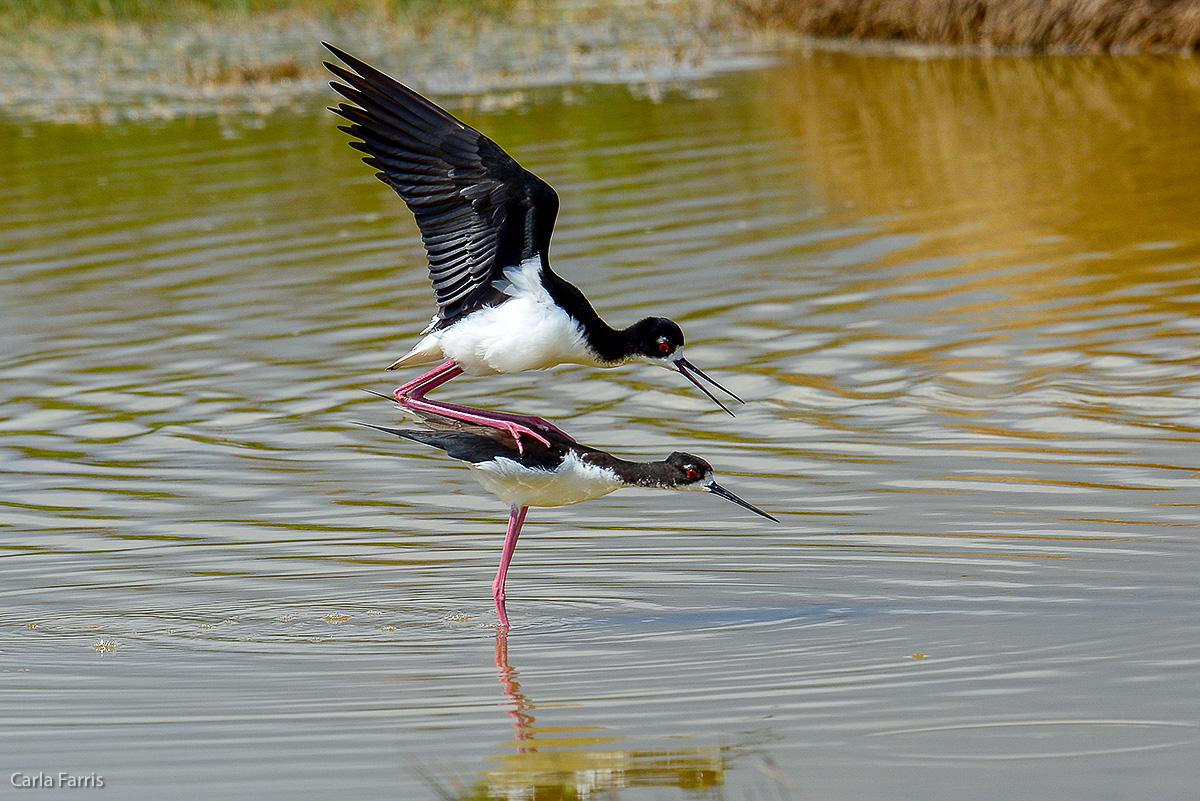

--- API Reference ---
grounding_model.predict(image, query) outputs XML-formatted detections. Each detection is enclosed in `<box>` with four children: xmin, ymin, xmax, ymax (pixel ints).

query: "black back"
<box><xmin>325</xmin><ymin>44</ymin><xmax>560</xmax><ymax>326</ymax></box>
<box><xmin>360</xmin><ymin>423</ymin><xmax>567</xmax><ymax>473</ymax></box>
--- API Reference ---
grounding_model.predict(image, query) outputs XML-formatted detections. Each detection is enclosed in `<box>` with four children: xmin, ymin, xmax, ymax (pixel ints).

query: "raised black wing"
<box><xmin>324</xmin><ymin>44</ymin><xmax>560</xmax><ymax>325</ymax></box>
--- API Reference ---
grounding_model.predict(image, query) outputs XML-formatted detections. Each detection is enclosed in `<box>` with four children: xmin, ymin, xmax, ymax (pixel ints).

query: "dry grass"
<box><xmin>182</xmin><ymin>58</ymin><xmax>304</xmax><ymax>87</ymax></box>
<box><xmin>733</xmin><ymin>0</ymin><xmax>1200</xmax><ymax>53</ymax></box>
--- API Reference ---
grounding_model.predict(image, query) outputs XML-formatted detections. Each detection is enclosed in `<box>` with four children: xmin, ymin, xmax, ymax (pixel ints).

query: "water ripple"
<box><xmin>3</xmin><ymin>52</ymin><xmax>1200</xmax><ymax>800</ymax></box>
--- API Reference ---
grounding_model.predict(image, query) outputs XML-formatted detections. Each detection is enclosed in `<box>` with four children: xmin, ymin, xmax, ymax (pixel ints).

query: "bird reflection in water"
<box><xmin>468</xmin><ymin>628</ymin><xmax>727</xmax><ymax>799</ymax></box>
<box><xmin>494</xmin><ymin>629</ymin><xmax>534</xmax><ymax>748</ymax></box>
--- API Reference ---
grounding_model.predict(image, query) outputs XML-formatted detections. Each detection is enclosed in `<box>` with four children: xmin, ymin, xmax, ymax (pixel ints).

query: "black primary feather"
<box><xmin>324</xmin><ymin>44</ymin><xmax>560</xmax><ymax>327</ymax></box>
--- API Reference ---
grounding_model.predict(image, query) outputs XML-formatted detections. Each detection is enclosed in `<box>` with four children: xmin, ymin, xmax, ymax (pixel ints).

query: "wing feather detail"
<box><xmin>325</xmin><ymin>44</ymin><xmax>560</xmax><ymax>325</ymax></box>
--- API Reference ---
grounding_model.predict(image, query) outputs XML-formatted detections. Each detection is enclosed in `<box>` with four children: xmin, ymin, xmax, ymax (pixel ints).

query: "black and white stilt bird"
<box><xmin>325</xmin><ymin>44</ymin><xmax>743</xmax><ymax>451</ymax></box>
<box><xmin>359</xmin><ymin>410</ymin><xmax>777</xmax><ymax>627</ymax></box>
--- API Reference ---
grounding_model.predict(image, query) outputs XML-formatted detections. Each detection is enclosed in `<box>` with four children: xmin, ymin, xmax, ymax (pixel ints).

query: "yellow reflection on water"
<box><xmin>747</xmin><ymin>50</ymin><xmax>1200</xmax><ymax>491</ymax></box>
<box><xmin>434</xmin><ymin>630</ymin><xmax>726</xmax><ymax>800</ymax></box>
<box><xmin>762</xmin><ymin>52</ymin><xmax>1200</xmax><ymax>254</ymax></box>
<box><xmin>755</xmin><ymin>51</ymin><xmax>1200</xmax><ymax>358</ymax></box>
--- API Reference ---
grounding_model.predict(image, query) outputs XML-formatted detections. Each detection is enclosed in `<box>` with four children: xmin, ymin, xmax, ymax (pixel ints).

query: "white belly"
<box><xmin>392</xmin><ymin>256</ymin><xmax>601</xmax><ymax>375</ymax></box>
<box><xmin>469</xmin><ymin>453</ymin><xmax>624</xmax><ymax>508</ymax></box>
<box><xmin>436</xmin><ymin>297</ymin><xmax>595</xmax><ymax>375</ymax></box>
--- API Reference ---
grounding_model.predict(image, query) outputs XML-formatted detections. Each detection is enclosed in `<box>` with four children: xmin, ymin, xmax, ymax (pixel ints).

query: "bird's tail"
<box><xmin>385</xmin><ymin>333</ymin><xmax>442</xmax><ymax>371</ymax></box>
<box><xmin>355</xmin><ymin>422</ymin><xmax>450</xmax><ymax>452</ymax></box>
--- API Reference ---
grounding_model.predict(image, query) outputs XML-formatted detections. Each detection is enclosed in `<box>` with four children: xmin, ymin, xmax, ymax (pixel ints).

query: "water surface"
<box><xmin>3</xmin><ymin>51</ymin><xmax>1200</xmax><ymax>800</ymax></box>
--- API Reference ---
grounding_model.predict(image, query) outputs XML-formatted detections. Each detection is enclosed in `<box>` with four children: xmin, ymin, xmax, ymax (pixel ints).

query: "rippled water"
<box><xmin>4</xmin><ymin>51</ymin><xmax>1200</xmax><ymax>799</ymax></box>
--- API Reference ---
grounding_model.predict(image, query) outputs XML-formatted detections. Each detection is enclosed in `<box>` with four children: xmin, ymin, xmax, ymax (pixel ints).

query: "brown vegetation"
<box><xmin>734</xmin><ymin>0</ymin><xmax>1200</xmax><ymax>53</ymax></box>
<box><xmin>183</xmin><ymin>59</ymin><xmax>303</xmax><ymax>88</ymax></box>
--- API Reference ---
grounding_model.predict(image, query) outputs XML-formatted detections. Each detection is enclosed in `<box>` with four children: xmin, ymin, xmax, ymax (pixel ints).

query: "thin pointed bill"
<box><xmin>673</xmin><ymin>357</ymin><xmax>743</xmax><ymax>416</ymax></box>
<box><xmin>706</xmin><ymin>481</ymin><xmax>779</xmax><ymax>523</ymax></box>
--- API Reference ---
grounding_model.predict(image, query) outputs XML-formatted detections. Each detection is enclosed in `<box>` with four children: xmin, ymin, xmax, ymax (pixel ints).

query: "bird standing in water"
<box><xmin>360</xmin><ymin>410</ymin><xmax>776</xmax><ymax>627</ymax></box>
<box><xmin>325</xmin><ymin>44</ymin><xmax>742</xmax><ymax>451</ymax></box>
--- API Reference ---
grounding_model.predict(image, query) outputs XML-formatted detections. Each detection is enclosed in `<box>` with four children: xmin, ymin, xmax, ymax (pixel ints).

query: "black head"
<box><xmin>628</xmin><ymin>318</ymin><xmax>744</xmax><ymax>416</ymax></box>
<box><xmin>664</xmin><ymin>452</ymin><xmax>714</xmax><ymax>487</ymax></box>
<box><xmin>661</xmin><ymin>452</ymin><xmax>778</xmax><ymax>522</ymax></box>
<box><xmin>629</xmin><ymin>317</ymin><xmax>685</xmax><ymax>360</ymax></box>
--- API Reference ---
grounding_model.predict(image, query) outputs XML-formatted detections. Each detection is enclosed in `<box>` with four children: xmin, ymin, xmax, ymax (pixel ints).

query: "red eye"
<box><xmin>685</xmin><ymin>468</ymin><xmax>699</xmax><ymax>480</ymax></box>
<box><xmin>658</xmin><ymin>341</ymin><xmax>671</xmax><ymax>354</ymax></box>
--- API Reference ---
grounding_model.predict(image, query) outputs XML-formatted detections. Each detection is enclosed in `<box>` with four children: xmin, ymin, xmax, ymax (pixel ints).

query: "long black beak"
<box><xmin>706</xmin><ymin>481</ymin><xmax>778</xmax><ymax>523</ymax></box>
<box><xmin>674</xmin><ymin>357</ymin><xmax>744</xmax><ymax>417</ymax></box>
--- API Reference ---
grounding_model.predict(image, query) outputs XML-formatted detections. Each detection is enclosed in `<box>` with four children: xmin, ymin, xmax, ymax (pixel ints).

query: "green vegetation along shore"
<box><xmin>2</xmin><ymin>1</ymin><xmax>1198</xmax><ymax>124</ymax></box>
<box><xmin>0</xmin><ymin>1</ymin><xmax>759</xmax><ymax>123</ymax></box>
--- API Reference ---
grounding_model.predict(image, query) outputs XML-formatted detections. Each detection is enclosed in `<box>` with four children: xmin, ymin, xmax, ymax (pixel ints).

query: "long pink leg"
<box><xmin>393</xmin><ymin>360</ymin><xmax>574</xmax><ymax>452</ymax></box>
<box><xmin>393</xmin><ymin>359</ymin><xmax>462</xmax><ymax>397</ymax></box>
<box><xmin>397</xmin><ymin>360</ymin><xmax>572</xmax><ymax>435</ymax></box>
<box><xmin>492</xmin><ymin>504</ymin><xmax>529</xmax><ymax>628</ymax></box>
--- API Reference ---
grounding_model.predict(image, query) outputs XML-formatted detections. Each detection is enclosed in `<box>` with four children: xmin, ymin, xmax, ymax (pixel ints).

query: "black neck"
<box><xmin>580</xmin><ymin>449</ymin><xmax>676</xmax><ymax>489</ymax></box>
<box><xmin>539</xmin><ymin>266</ymin><xmax>633</xmax><ymax>363</ymax></box>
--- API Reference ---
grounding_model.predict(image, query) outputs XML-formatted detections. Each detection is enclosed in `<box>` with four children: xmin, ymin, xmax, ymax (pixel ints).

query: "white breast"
<box><xmin>468</xmin><ymin>452</ymin><xmax>624</xmax><ymax>508</ymax></box>
<box><xmin>402</xmin><ymin>257</ymin><xmax>602</xmax><ymax>376</ymax></box>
